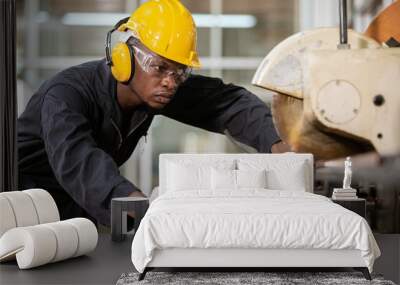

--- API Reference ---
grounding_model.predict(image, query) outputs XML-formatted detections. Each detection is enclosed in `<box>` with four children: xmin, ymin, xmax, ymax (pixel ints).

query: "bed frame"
<box><xmin>139</xmin><ymin>248</ymin><xmax>371</xmax><ymax>280</ymax></box>
<box><xmin>138</xmin><ymin>154</ymin><xmax>371</xmax><ymax>281</ymax></box>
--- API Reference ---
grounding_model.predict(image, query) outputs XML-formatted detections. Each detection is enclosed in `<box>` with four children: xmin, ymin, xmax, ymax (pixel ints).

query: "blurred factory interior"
<box><xmin>12</xmin><ymin>2</ymin><xmax>399</xmax><ymax>232</ymax></box>
<box><xmin>0</xmin><ymin>0</ymin><xmax>399</xmax><ymax>283</ymax></box>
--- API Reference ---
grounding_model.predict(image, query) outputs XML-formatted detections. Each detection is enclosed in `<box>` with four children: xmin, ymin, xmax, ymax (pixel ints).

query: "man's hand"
<box><xmin>271</xmin><ymin>141</ymin><xmax>292</xmax><ymax>153</ymax></box>
<box><xmin>128</xmin><ymin>191</ymin><xmax>146</xmax><ymax>198</ymax></box>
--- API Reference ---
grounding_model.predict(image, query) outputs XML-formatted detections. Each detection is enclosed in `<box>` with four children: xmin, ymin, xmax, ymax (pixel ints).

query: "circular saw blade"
<box><xmin>271</xmin><ymin>93</ymin><xmax>373</xmax><ymax>160</ymax></box>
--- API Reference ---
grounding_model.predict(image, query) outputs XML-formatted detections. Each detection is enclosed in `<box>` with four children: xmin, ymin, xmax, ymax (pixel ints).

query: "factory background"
<box><xmin>15</xmin><ymin>0</ymin><xmax>398</xmax><ymax>233</ymax></box>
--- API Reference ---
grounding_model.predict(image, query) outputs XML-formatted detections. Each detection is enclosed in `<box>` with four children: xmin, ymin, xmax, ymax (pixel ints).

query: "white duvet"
<box><xmin>131</xmin><ymin>190</ymin><xmax>380</xmax><ymax>273</ymax></box>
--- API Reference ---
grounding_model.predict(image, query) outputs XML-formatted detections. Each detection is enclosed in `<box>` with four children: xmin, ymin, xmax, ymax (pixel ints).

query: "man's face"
<box><xmin>128</xmin><ymin>44</ymin><xmax>191</xmax><ymax>109</ymax></box>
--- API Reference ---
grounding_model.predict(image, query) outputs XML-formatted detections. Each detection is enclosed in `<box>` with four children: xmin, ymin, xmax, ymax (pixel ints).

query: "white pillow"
<box><xmin>166</xmin><ymin>162</ymin><xmax>212</xmax><ymax>191</ymax></box>
<box><xmin>211</xmin><ymin>168</ymin><xmax>237</xmax><ymax>190</ymax></box>
<box><xmin>211</xmin><ymin>168</ymin><xmax>267</xmax><ymax>191</ymax></box>
<box><xmin>238</xmin><ymin>159</ymin><xmax>307</xmax><ymax>191</ymax></box>
<box><xmin>267</xmin><ymin>161</ymin><xmax>306</xmax><ymax>191</ymax></box>
<box><xmin>236</xmin><ymin>169</ymin><xmax>267</xmax><ymax>189</ymax></box>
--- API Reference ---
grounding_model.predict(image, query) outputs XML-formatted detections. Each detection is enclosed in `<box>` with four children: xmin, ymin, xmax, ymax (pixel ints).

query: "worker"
<box><xmin>17</xmin><ymin>0</ymin><xmax>289</xmax><ymax>226</ymax></box>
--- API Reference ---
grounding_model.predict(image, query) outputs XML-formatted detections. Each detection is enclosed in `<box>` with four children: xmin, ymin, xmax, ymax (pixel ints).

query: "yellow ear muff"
<box><xmin>110</xmin><ymin>42</ymin><xmax>135</xmax><ymax>83</ymax></box>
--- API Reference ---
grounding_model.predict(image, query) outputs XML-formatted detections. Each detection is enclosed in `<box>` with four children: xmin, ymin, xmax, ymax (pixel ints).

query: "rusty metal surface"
<box><xmin>364</xmin><ymin>1</ymin><xmax>400</xmax><ymax>45</ymax></box>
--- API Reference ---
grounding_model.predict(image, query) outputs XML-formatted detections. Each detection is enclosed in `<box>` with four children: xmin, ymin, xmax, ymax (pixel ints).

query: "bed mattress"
<box><xmin>131</xmin><ymin>190</ymin><xmax>380</xmax><ymax>273</ymax></box>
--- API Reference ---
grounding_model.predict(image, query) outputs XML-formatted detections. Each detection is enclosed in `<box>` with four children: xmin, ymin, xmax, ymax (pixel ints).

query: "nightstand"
<box><xmin>111</xmin><ymin>197</ymin><xmax>149</xmax><ymax>242</ymax></box>
<box><xmin>331</xmin><ymin>198</ymin><xmax>366</xmax><ymax>218</ymax></box>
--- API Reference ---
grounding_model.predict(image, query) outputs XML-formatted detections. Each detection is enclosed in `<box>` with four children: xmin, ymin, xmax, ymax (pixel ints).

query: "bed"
<box><xmin>131</xmin><ymin>153</ymin><xmax>380</xmax><ymax>280</ymax></box>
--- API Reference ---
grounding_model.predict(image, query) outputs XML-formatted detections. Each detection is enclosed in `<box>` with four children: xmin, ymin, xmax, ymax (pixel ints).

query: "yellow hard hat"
<box><xmin>118</xmin><ymin>0</ymin><xmax>200</xmax><ymax>68</ymax></box>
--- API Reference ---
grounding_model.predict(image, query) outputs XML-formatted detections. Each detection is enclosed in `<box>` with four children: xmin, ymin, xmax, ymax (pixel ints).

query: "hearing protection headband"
<box><xmin>105</xmin><ymin>17</ymin><xmax>130</xmax><ymax>67</ymax></box>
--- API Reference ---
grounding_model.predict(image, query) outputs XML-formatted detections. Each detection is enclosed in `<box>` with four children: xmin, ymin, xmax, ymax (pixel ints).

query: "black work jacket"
<box><xmin>17</xmin><ymin>59</ymin><xmax>280</xmax><ymax>225</ymax></box>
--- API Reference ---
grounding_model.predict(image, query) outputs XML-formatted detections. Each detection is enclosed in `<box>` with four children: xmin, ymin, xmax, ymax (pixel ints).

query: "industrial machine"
<box><xmin>250</xmin><ymin>0</ymin><xmax>400</xmax><ymax>236</ymax></box>
<box><xmin>253</xmin><ymin>1</ymin><xmax>400</xmax><ymax>161</ymax></box>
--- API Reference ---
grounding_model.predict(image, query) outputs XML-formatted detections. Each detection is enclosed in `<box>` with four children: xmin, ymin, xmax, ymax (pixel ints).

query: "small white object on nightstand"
<box><xmin>343</xmin><ymin>157</ymin><xmax>354</xmax><ymax>189</ymax></box>
<box><xmin>332</xmin><ymin>157</ymin><xmax>358</xmax><ymax>200</ymax></box>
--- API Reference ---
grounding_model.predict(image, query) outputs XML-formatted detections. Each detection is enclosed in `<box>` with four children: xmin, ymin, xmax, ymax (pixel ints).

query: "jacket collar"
<box><xmin>94</xmin><ymin>59</ymin><xmax>120</xmax><ymax>122</ymax></box>
<box><xmin>95</xmin><ymin>59</ymin><xmax>153</xmax><ymax>131</ymax></box>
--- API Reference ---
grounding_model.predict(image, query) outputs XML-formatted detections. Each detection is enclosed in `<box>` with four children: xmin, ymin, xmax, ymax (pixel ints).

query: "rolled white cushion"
<box><xmin>23</xmin><ymin>189</ymin><xmax>60</xmax><ymax>223</ymax></box>
<box><xmin>0</xmin><ymin>196</ymin><xmax>17</xmax><ymax>237</ymax></box>
<box><xmin>0</xmin><ymin>226</ymin><xmax>57</xmax><ymax>269</ymax></box>
<box><xmin>65</xmin><ymin>218</ymin><xmax>98</xmax><ymax>257</ymax></box>
<box><xmin>0</xmin><ymin>189</ymin><xmax>59</xmax><ymax>239</ymax></box>
<box><xmin>0</xmin><ymin>218</ymin><xmax>98</xmax><ymax>269</ymax></box>
<box><xmin>0</xmin><ymin>191</ymin><xmax>39</xmax><ymax>227</ymax></box>
<box><xmin>42</xmin><ymin>221</ymin><xmax>79</xmax><ymax>262</ymax></box>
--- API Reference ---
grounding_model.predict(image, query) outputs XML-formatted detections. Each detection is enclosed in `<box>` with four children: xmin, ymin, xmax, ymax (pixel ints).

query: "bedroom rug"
<box><xmin>116</xmin><ymin>271</ymin><xmax>396</xmax><ymax>285</ymax></box>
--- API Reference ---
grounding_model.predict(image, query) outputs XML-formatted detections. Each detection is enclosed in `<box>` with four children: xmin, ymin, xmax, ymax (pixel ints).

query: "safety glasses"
<box><xmin>131</xmin><ymin>44</ymin><xmax>192</xmax><ymax>84</ymax></box>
